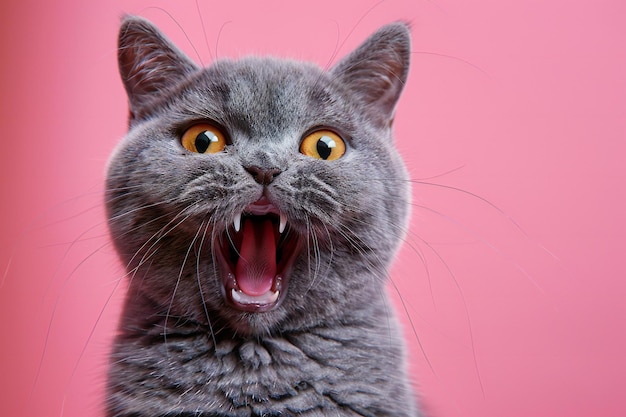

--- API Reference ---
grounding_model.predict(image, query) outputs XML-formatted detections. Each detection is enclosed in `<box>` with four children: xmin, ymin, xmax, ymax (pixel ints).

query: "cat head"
<box><xmin>107</xmin><ymin>16</ymin><xmax>411</xmax><ymax>336</ymax></box>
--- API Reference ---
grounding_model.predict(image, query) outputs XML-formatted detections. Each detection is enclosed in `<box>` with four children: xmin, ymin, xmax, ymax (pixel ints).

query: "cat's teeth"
<box><xmin>231</xmin><ymin>288</ymin><xmax>279</xmax><ymax>305</ymax></box>
<box><xmin>279</xmin><ymin>213</ymin><xmax>287</xmax><ymax>234</ymax></box>
<box><xmin>233</xmin><ymin>212</ymin><xmax>242</xmax><ymax>233</ymax></box>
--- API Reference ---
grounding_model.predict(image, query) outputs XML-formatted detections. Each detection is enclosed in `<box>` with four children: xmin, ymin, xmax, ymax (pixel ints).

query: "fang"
<box><xmin>233</xmin><ymin>212</ymin><xmax>242</xmax><ymax>232</ymax></box>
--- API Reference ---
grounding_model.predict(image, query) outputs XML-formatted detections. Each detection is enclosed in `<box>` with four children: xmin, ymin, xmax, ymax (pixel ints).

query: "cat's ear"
<box><xmin>118</xmin><ymin>16</ymin><xmax>199</xmax><ymax>121</ymax></box>
<box><xmin>331</xmin><ymin>23</ymin><xmax>411</xmax><ymax>127</ymax></box>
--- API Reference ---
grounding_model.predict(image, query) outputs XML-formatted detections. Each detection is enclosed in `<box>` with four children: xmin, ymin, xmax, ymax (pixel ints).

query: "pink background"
<box><xmin>1</xmin><ymin>1</ymin><xmax>624</xmax><ymax>416</ymax></box>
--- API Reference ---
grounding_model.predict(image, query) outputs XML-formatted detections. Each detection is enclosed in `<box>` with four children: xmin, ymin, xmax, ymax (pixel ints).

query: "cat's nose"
<box><xmin>245</xmin><ymin>166</ymin><xmax>282</xmax><ymax>186</ymax></box>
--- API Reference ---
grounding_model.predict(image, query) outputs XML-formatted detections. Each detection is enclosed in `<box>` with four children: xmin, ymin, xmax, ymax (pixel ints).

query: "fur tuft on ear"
<box><xmin>331</xmin><ymin>23</ymin><xmax>411</xmax><ymax>127</ymax></box>
<box><xmin>118</xmin><ymin>16</ymin><xmax>199</xmax><ymax>121</ymax></box>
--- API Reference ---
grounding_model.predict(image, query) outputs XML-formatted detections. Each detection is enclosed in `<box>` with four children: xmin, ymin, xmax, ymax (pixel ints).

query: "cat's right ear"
<box><xmin>118</xmin><ymin>16</ymin><xmax>198</xmax><ymax>121</ymax></box>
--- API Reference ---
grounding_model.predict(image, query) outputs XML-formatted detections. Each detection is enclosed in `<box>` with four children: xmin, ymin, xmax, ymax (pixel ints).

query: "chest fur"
<box><xmin>107</xmin><ymin>328</ymin><xmax>411</xmax><ymax>416</ymax></box>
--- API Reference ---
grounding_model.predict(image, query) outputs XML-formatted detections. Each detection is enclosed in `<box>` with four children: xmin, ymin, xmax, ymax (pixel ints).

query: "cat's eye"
<box><xmin>300</xmin><ymin>130</ymin><xmax>346</xmax><ymax>161</ymax></box>
<box><xmin>181</xmin><ymin>123</ymin><xmax>226</xmax><ymax>154</ymax></box>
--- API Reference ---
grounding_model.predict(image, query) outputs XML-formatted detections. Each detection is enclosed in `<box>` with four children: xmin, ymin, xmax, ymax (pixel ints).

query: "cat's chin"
<box><xmin>214</xmin><ymin>200</ymin><xmax>303</xmax><ymax>313</ymax></box>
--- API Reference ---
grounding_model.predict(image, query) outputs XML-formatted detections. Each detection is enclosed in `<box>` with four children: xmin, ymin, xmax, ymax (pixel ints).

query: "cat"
<box><xmin>105</xmin><ymin>15</ymin><xmax>418</xmax><ymax>416</ymax></box>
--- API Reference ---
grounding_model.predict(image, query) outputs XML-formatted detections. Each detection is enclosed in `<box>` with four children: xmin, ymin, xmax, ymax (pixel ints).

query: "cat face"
<box><xmin>107</xmin><ymin>17</ymin><xmax>411</xmax><ymax>335</ymax></box>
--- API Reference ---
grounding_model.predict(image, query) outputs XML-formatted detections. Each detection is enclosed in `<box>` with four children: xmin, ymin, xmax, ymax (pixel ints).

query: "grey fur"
<box><xmin>106</xmin><ymin>16</ymin><xmax>418</xmax><ymax>416</ymax></box>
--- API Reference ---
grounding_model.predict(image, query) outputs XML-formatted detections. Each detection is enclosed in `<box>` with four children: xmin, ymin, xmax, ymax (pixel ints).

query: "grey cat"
<box><xmin>105</xmin><ymin>15</ymin><xmax>418</xmax><ymax>417</ymax></box>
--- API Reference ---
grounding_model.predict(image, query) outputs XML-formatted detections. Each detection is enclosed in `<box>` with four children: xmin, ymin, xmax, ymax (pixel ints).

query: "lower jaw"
<box><xmin>220</xmin><ymin>268</ymin><xmax>288</xmax><ymax>313</ymax></box>
<box><xmin>230</xmin><ymin>287</ymin><xmax>280</xmax><ymax>310</ymax></box>
<box><xmin>225</xmin><ymin>286</ymin><xmax>284</xmax><ymax>313</ymax></box>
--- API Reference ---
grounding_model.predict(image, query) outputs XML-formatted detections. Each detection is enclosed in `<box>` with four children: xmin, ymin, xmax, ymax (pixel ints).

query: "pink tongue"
<box><xmin>235</xmin><ymin>218</ymin><xmax>277</xmax><ymax>296</ymax></box>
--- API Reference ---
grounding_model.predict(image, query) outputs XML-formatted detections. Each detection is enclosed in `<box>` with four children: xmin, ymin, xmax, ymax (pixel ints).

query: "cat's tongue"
<box><xmin>235</xmin><ymin>218</ymin><xmax>277</xmax><ymax>296</ymax></box>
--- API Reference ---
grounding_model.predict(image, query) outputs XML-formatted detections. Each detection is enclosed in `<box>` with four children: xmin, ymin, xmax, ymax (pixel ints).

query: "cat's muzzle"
<box><xmin>216</xmin><ymin>199</ymin><xmax>302</xmax><ymax>312</ymax></box>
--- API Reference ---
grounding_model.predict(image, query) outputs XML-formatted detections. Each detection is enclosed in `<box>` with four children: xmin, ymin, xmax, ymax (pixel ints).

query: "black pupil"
<box><xmin>316</xmin><ymin>136</ymin><xmax>334</xmax><ymax>160</ymax></box>
<box><xmin>195</xmin><ymin>131</ymin><xmax>214</xmax><ymax>153</ymax></box>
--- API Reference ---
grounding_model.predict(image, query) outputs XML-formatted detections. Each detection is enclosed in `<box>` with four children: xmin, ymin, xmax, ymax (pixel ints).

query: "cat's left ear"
<box><xmin>331</xmin><ymin>23</ymin><xmax>411</xmax><ymax>127</ymax></box>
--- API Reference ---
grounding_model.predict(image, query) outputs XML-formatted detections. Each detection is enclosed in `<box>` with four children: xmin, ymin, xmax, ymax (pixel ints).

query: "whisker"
<box><xmin>410</xmin><ymin>50</ymin><xmax>491</xmax><ymax>79</ymax></box>
<box><xmin>358</xmin><ymin>175</ymin><xmax>559</xmax><ymax>270</ymax></box>
<box><xmin>322</xmin><ymin>0</ymin><xmax>386</xmax><ymax>71</ymax></box>
<box><xmin>215</xmin><ymin>21</ymin><xmax>232</xmax><ymax>62</ymax></box>
<box><xmin>359</xmin><ymin>175</ymin><xmax>538</xmax><ymax>240</ymax></box>
<box><xmin>60</xmin><ymin>255</ymin><xmax>126</xmax><ymax>410</ymax></box>
<box><xmin>320</xmin><ymin>222</ymin><xmax>335</xmax><ymax>282</ymax></box>
<box><xmin>308</xmin><ymin>218</ymin><xmax>323</xmax><ymax>293</ymax></box>
<box><xmin>209</xmin><ymin>212</ymin><xmax>221</xmax><ymax>291</ymax></box>
<box><xmin>9</xmin><ymin>187</ymin><xmax>172</xmax><ymax>409</ymax></box>
<box><xmin>194</xmin><ymin>0</ymin><xmax>213</xmax><ymax>62</ymax></box>
<box><xmin>312</xmin><ymin>0</ymin><xmax>385</xmax><ymax>90</ymax></box>
<box><xmin>411</xmin><ymin>232</ymin><xmax>486</xmax><ymax>399</ymax></box>
<box><xmin>123</xmin><ymin>206</ymin><xmax>197</xmax><ymax>283</ymax></box>
<box><xmin>195</xmin><ymin>220</ymin><xmax>217</xmax><ymax>347</ymax></box>
<box><xmin>1</xmin><ymin>183</ymin><xmax>107</xmax><ymax>289</ymax></box>
<box><xmin>334</xmin><ymin>218</ymin><xmax>439</xmax><ymax>377</ymax></box>
<box><xmin>304</xmin><ymin>214</ymin><xmax>315</xmax><ymax>292</ymax></box>
<box><xmin>334</xmin><ymin>194</ymin><xmax>487</xmax><ymax>395</ymax></box>
<box><xmin>412</xmin><ymin>202</ymin><xmax>547</xmax><ymax>295</ymax></box>
<box><xmin>388</xmin><ymin>278</ymin><xmax>439</xmax><ymax>378</ymax></box>
<box><xmin>29</xmin><ymin>234</ymin><xmax>116</xmax><ymax>409</ymax></box>
<box><xmin>411</xmin><ymin>165</ymin><xmax>467</xmax><ymax>181</ymax></box>
<box><xmin>410</xmin><ymin>178</ymin><xmax>558</xmax><ymax>260</ymax></box>
<box><xmin>337</xmin><ymin>200</ymin><xmax>437</xmax><ymax>308</ymax></box>
<box><xmin>140</xmin><ymin>6</ymin><xmax>204</xmax><ymax>66</ymax></box>
<box><xmin>164</xmin><ymin>214</ymin><xmax>206</xmax><ymax>347</ymax></box>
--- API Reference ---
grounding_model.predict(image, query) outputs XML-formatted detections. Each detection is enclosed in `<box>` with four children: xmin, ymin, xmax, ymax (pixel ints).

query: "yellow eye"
<box><xmin>300</xmin><ymin>130</ymin><xmax>346</xmax><ymax>161</ymax></box>
<box><xmin>181</xmin><ymin>123</ymin><xmax>226</xmax><ymax>154</ymax></box>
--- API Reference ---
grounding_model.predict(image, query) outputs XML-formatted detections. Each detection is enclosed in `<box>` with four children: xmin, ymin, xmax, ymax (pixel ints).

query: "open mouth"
<box><xmin>215</xmin><ymin>198</ymin><xmax>302</xmax><ymax>312</ymax></box>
